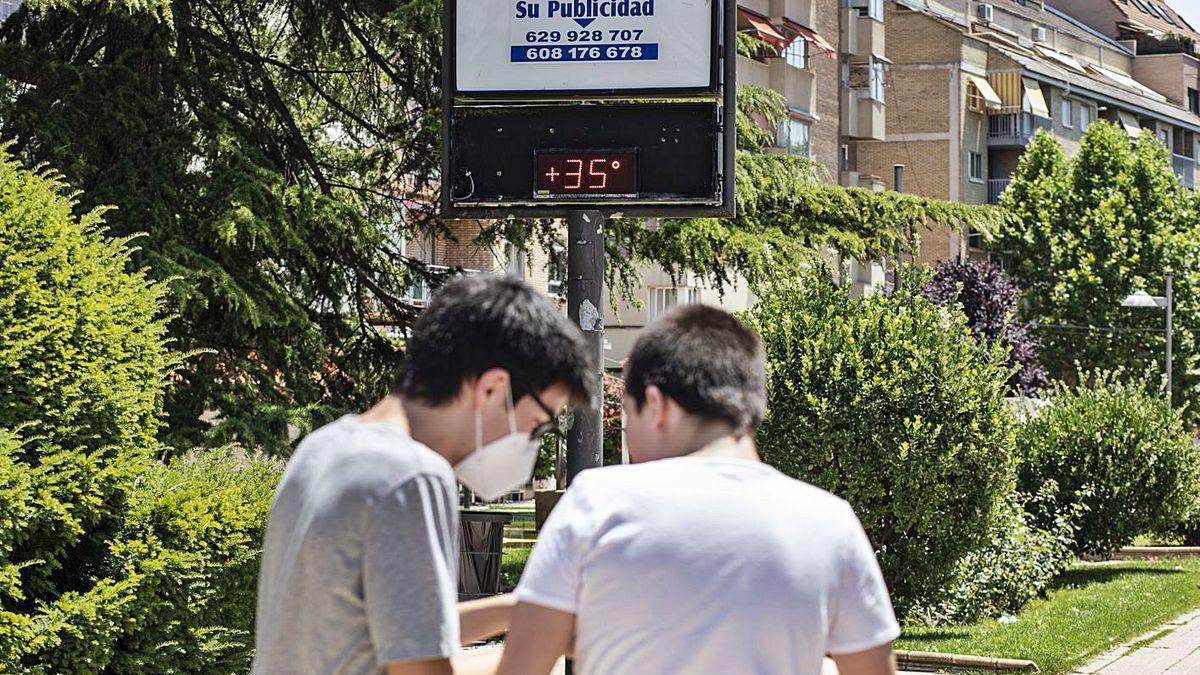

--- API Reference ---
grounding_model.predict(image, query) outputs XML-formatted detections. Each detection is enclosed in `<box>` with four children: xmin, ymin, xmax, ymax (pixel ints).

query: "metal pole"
<box><xmin>1166</xmin><ymin>271</ymin><xmax>1174</xmax><ymax>407</ymax></box>
<box><xmin>564</xmin><ymin>209</ymin><xmax>604</xmax><ymax>675</ymax></box>
<box><xmin>893</xmin><ymin>164</ymin><xmax>905</xmax><ymax>291</ymax></box>
<box><xmin>566</xmin><ymin>210</ymin><xmax>605</xmax><ymax>485</ymax></box>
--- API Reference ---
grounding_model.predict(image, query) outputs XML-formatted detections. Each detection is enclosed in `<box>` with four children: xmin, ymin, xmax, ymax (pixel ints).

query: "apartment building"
<box><xmin>855</xmin><ymin>0</ymin><xmax>1200</xmax><ymax>266</ymax></box>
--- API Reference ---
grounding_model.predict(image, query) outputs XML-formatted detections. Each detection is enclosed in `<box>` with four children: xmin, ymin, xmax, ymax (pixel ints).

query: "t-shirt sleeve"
<box><xmin>827</xmin><ymin>501</ymin><xmax>901</xmax><ymax>655</ymax></box>
<box><xmin>513</xmin><ymin>477</ymin><xmax>595</xmax><ymax>614</ymax></box>
<box><xmin>363</xmin><ymin>472</ymin><xmax>461</xmax><ymax>666</ymax></box>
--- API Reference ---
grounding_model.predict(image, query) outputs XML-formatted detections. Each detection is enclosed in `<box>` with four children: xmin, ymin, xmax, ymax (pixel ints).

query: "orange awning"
<box><xmin>738</xmin><ymin>8</ymin><xmax>788</xmax><ymax>47</ymax></box>
<box><xmin>784</xmin><ymin>19</ymin><xmax>836</xmax><ymax>57</ymax></box>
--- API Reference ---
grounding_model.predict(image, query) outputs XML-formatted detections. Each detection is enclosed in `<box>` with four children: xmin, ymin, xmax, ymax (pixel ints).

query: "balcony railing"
<box><xmin>988</xmin><ymin>112</ymin><xmax>1051</xmax><ymax>148</ymax></box>
<box><xmin>987</xmin><ymin>178</ymin><xmax>1011</xmax><ymax>205</ymax></box>
<box><xmin>1173</xmin><ymin>154</ymin><xmax>1195</xmax><ymax>190</ymax></box>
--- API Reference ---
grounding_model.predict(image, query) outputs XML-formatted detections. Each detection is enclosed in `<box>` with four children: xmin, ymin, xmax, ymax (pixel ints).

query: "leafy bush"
<box><xmin>0</xmin><ymin>447</ymin><xmax>280</xmax><ymax>674</ymax></box>
<box><xmin>0</xmin><ymin>150</ymin><xmax>279</xmax><ymax>673</ymax></box>
<box><xmin>0</xmin><ymin>146</ymin><xmax>176</xmax><ymax>454</ymax></box>
<box><xmin>924</xmin><ymin>260</ymin><xmax>1048</xmax><ymax>394</ymax></box>
<box><xmin>911</xmin><ymin>483</ymin><xmax>1079</xmax><ymax>625</ymax></box>
<box><xmin>1017</xmin><ymin>374</ymin><xmax>1200</xmax><ymax>556</ymax></box>
<box><xmin>744</xmin><ymin>274</ymin><xmax>1015</xmax><ymax>615</ymax></box>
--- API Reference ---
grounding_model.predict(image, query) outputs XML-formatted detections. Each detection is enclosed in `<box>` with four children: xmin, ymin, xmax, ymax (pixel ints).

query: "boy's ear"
<box><xmin>644</xmin><ymin>385</ymin><xmax>670</xmax><ymax>431</ymax></box>
<box><xmin>471</xmin><ymin>368</ymin><xmax>512</xmax><ymax>409</ymax></box>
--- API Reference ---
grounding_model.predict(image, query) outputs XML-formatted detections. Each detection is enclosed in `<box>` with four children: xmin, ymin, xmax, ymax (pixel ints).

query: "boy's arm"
<box><xmin>386</xmin><ymin>658</ymin><xmax>454</xmax><ymax>675</ymax></box>
<box><xmin>493</xmin><ymin>602</ymin><xmax>575</xmax><ymax>675</ymax></box>
<box><xmin>459</xmin><ymin>594</ymin><xmax>517</xmax><ymax>645</ymax></box>
<box><xmin>830</xmin><ymin>643</ymin><xmax>897</xmax><ymax>675</ymax></box>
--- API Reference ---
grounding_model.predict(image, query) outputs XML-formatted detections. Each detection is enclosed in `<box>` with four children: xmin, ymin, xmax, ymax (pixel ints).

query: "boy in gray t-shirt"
<box><xmin>252</xmin><ymin>275</ymin><xmax>592</xmax><ymax>675</ymax></box>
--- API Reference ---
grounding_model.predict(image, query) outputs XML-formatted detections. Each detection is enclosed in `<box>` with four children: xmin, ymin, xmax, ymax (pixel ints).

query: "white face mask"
<box><xmin>454</xmin><ymin>387</ymin><xmax>541</xmax><ymax>502</ymax></box>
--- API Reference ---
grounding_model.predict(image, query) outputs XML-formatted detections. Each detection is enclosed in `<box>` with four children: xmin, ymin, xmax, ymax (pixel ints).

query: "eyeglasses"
<box><xmin>527</xmin><ymin>390</ymin><xmax>570</xmax><ymax>442</ymax></box>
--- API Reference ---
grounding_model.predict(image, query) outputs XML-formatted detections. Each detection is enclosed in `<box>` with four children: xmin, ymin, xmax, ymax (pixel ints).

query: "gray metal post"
<box><xmin>893</xmin><ymin>164</ymin><xmax>905</xmax><ymax>290</ymax></box>
<box><xmin>566</xmin><ymin>210</ymin><xmax>605</xmax><ymax>486</ymax></box>
<box><xmin>1167</xmin><ymin>271</ymin><xmax>1174</xmax><ymax>407</ymax></box>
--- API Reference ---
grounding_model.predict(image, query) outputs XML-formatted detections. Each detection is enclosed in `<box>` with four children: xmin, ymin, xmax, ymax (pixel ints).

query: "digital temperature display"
<box><xmin>535</xmin><ymin>150</ymin><xmax>638</xmax><ymax>199</ymax></box>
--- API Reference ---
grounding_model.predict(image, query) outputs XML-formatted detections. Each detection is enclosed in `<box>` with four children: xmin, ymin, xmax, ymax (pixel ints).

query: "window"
<box><xmin>547</xmin><ymin>245</ymin><xmax>565</xmax><ymax>297</ymax></box>
<box><xmin>783</xmin><ymin>37</ymin><xmax>808</xmax><ymax>69</ymax></box>
<box><xmin>968</xmin><ymin>151</ymin><xmax>984</xmax><ymax>183</ymax></box>
<box><xmin>649</xmin><ymin>287</ymin><xmax>700</xmax><ymax>321</ymax></box>
<box><xmin>1189</xmin><ymin>88</ymin><xmax>1199</xmax><ymax>115</ymax></box>
<box><xmin>849</xmin><ymin>0</ymin><xmax>884</xmax><ymax>20</ymax></box>
<box><xmin>778</xmin><ymin>118</ymin><xmax>811</xmax><ymax>157</ymax></box>
<box><xmin>1080</xmin><ymin>104</ymin><xmax>1092</xmax><ymax>130</ymax></box>
<box><xmin>967</xmin><ymin>83</ymin><xmax>987</xmax><ymax>114</ymax></box>
<box><xmin>505</xmin><ymin>243</ymin><xmax>526</xmax><ymax>279</ymax></box>
<box><xmin>840</xmin><ymin>144</ymin><xmax>850</xmax><ymax>172</ymax></box>
<box><xmin>1060</xmin><ymin>98</ymin><xmax>1073</xmax><ymax>128</ymax></box>
<box><xmin>1158</xmin><ymin>127</ymin><xmax>1170</xmax><ymax>149</ymax></box>
<box><xmin>869</xmin><ymin>59</ymin><xmax>886</xmax><ymax>102</ymax></box>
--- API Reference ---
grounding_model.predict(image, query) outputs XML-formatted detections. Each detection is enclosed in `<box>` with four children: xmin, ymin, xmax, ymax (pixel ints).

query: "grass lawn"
<box><xmin>501</xmin><ymin>547</ymin><xmax>532</xmax><ymax>593</ymax></box>
<box><xmin>897</xmin><ymin>559</ymin><xmax>1200</xmax><ymax>674</ymax></box>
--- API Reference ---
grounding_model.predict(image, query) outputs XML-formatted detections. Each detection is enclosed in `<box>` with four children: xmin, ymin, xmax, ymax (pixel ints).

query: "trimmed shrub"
<box><xmin>1017</xmin><ymin>374</ymin><xmax>1200</xmax><ymax>556</ymax></box>
<box><xmin>0</xmin><ymin>448</ymin><xmax>280</xmax><ymax>674</ymax></box>
<box><xmin>911</xmin><ymin>483</ymin><xmax>1079</xmax><ymax>625</ymax></box>
<box><xmin>744</xmin><ymin>274</ymin><xmax>1015</xmax><ymax>615</ymax></box>
<box><xmin>0</xmin><ymin>148</ymin><xmax>175</xmax><ymax>602</ymax></box>
<box><xmin>0</xmin><ymin>150</ymin><xmax>279</xmax><ymax>672</ymax></box>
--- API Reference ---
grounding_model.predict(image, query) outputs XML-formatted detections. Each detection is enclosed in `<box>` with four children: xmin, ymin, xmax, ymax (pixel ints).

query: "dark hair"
<box><xmin>625</xmin><ymin>305</ymin><xmax>767</xmax><ymax>431</ymax></box>
<box><xmin>394</xmin><ymin>275</ymin><xmax>593</xmax><ymax>406</ymax></box>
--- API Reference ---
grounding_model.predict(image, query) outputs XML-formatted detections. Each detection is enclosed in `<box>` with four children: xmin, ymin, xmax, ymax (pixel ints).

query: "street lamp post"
<box><xmin>1122</xmin><ymin>271</ymin><xmax>1174</xmax><ymax>406</ymax></box>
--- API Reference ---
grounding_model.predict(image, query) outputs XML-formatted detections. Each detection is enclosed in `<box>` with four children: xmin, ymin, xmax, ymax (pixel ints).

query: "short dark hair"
<box><xmin>624</xmin><ymin>305</ymin><xmax>766</xmax><ymax>431</ymax></box>
<box><xmin>394</xmin><ymin>275</ymin><xmax>593</xmax><ymax>406</ymax></box>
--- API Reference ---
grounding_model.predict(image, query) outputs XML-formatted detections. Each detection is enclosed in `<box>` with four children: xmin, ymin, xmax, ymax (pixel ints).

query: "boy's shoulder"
<box><xmin>289</xmin><ymin>416</ymin><xmax>454</xmax><ymax>496</ymax></box>
<box><xmin>570</xmin><ymin>458</ymin><xmax>852</xmax><ymax>510</ymax></box>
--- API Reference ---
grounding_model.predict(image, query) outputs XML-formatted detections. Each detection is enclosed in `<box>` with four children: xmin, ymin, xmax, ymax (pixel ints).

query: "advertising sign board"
<box><xmin>452</xmin><ymin>0</ymin><xmax>717</xmax><ymax>96</ymax></box>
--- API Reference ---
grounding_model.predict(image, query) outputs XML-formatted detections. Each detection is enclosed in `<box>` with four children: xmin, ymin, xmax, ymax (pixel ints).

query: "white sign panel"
<box><xmin>455</xmin><ymin>0</ymin><xmax>715</xmax><ymax>93</ymax></box>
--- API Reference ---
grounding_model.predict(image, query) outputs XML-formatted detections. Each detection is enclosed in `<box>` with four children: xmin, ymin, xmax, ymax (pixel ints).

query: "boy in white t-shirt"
<box><xmin>493</xmin><ymin>305</ymin><xmax>900</xmax><ymax>675</ymax></box>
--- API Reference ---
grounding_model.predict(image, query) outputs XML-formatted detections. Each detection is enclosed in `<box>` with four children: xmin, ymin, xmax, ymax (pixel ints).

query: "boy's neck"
<box><xmin>356</xmin><ymin>395</ymin><xmax>471</xmax><ymax>465</ymax></box>
<box><xmin>680</xmin><ymin>425</ymin><xmax>760</xmax><ymax>462</ymax></box>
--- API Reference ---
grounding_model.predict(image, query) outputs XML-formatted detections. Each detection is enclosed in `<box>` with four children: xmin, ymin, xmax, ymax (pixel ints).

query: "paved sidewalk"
<box><xmin>1073</xmin><ymin>608</ymin><xmax>1200</xmax><ymax>674</ymax></box>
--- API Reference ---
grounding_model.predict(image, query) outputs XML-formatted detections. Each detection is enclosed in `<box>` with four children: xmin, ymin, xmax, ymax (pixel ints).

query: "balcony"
<box><xmin>840</xmin><ymin>8</ymin><xmax>885</xmax><ymax>61</ymax></box>
<box><xmin>987</xmin><ymin>178</ymin><xmax>1011</xmax><ymax>205</ymax></box>
<box><xmin>769</xmin><ymin>58</ymin><xmax>816</xmax><ymax>113</ymax></box>
<box><xmin>1173</xmin><ymin>154</ymin><xmax>1195</xmax><ymax>190</ymax></box>
<box><xmin>769</xmin><ymin>0</ymin><xmax>814</xmax><ymax>25</ymax></box>
<box><xmin>987</xmin><ymin>112</ymin><xmax>1051</xmax><ymax>148</ymax></box>
<box><xmin>842</xmin><ymin>89</ymin><xmax>886</xmax><ymax>140</ymax></box>
<box><xmin>737</xmin><ymin>57</ymin><xmax>771</xmax><ymax>90</ymax></box>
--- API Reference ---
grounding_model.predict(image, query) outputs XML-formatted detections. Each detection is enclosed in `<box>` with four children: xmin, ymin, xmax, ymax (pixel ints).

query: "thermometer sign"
<box><xmin>535</xmin><ymin>150</ymin><xmax>637</xmax><ymax>198</ymax></box>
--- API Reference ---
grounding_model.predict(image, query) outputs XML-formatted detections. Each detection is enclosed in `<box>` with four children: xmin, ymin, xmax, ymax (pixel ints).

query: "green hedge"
<box><xmin>1018</xmin><ymin>374</ymin><xmax>1200</xmax><ymax>556</ymax></box>
<box><xmin>0</xmin><ymin>146</ymin><xmax>176</xmax><ymax>455</ymax></box>
<box><xmin>744</xmin><ymin>274</ymin><xmax>1015</xmax><ymax>615</ymax></box>
<box><xmin>0</xmin><ymin>148</ymin><xmax>280</xmax><ymax>673</ymax></box>
<box><xmin>911</xmin><ymin>484</ymin><xmax>1078</xmax><ymax>625</ymax></box>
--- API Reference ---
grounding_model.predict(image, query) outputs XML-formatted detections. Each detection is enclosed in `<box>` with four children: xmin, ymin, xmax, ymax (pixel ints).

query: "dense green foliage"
<box><xmin>996</xmin><ymin>121</ymin><xmax>1200</xmax><ymax>420</ymax></box>
<box><xmin>911</xmin><ymin>486</ymin><xmax>1078</xmax><ymax>625</ymax></box>
<box><xmin>744</xmin><ymin>274</ymin><xmax>1014</xmax><ymax>615</ymax></box>
<box><xmin>1017</xmin><ymin>374</ymin><xmax>1200</xmax><ymax>556</ymax></box>
<box><xmin>0</xmin><ymin>154</ymin><xmax>279</xmax><ymax>673</ymax></box>
<box><xmin>0</xmin><ymin>146</ymin><xmax>176</xmax><ymax>455</ymax></box>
